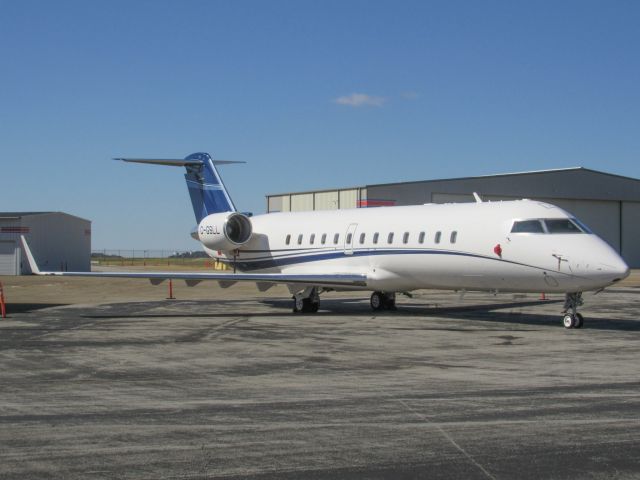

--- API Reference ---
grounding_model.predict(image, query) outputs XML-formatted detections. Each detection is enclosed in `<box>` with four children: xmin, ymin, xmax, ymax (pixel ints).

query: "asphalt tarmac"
<box><xmin>0</xmin><ymin>280</ymin><xmax>639</xmax><ymax>479</ymax></box>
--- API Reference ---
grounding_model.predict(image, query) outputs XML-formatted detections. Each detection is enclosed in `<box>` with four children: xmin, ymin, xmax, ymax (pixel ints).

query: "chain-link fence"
<box><xmin>91</xmin><ymin>249</ymin><xmax>229</xmax><ymax>269</ymax></box>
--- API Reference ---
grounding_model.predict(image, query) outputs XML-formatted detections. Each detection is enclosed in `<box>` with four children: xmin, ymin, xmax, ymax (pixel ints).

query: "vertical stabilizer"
<box><xmin>183</xmin><ymin>153</ymin><xmax>237</xmax><ymax>222</ymax></box>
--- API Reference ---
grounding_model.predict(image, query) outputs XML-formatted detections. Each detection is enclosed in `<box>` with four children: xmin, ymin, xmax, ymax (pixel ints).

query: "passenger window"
<box><xmin>387</xmin><ymin>232</ymin><xmax>394</xmax><ymax>244</ymax></box>
<box><xmin>435</xmin><ymin>231</ymin><xmax>441</xmax><ymax>244</ymax></box>
<box><xmin>346</xmin><ymin>233</ymin><xmax>352</xmax><ymax>244</ymax></box>
<box><xmin>511</xmin><ymin>220</ymin><xmax>544</xmax><ymax>233</ymax></box>
<box><xmin>286</xmin><ymin>234</ymin><xmax>291</xmax><ymax>245</ymax></box>
<box><xmin>450</xmin><ymin>231</ymin><xmax>457</xmax><ymax>243</ymax></box>
<box><xmin>403</xmin><ymin>232</ymin><xmax>409</xmax><ymax>244</ymax></box>
<box><xmin>373</xmin><ymin>232</ymin><xmax>379</xmax><ymax>244</ymax></box>
<box><xmin>321</xmin><ymin>233</ymin><xmax>327</xmax><ymax>244</ymax></box>
<box><xmin>544</xmin><ymin>219</ymin><xmax>583</xmax><ymax>234</ymax></box>
<box><xmin>333</xmin><ymin>233</ymin><xmax>339</xmax><ymax>244</ymax></box>
<box><xmin>297</xmin><ymin>234</ymin><xmax>303</xmax><ymax>245</ymax></box>
<box><xmin>310</xmin><ymin>233</ymin><xmax>315</xmax><ymax>245</ymax></box>
<box><xmin>418</xmin><ymin>231</ymin><xmax>425</xmax><ymax>244</ymax></box>
<box><xmin>359</xmin><ymin>233</ymin><xmax>366</xmax><ymax>244</ymax></box>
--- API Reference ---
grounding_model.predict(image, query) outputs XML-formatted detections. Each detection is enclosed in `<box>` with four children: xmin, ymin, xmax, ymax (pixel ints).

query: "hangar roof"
<box><xmin>366</xmin><ymin>167</ymin><xmax>640</xmax><ymax>203</ymax></box>
<box><xmin>0</xmin><ymin>211</ymin><xmax>91</xmax><ymax>222</ymax></box>
<box><xmin>371</xmin><ymin>167</ymin><xmax>640</xmax><ymax>188</ymax></box>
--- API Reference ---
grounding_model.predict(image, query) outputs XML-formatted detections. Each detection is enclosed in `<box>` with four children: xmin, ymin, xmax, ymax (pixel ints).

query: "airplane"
<box><xmin>21</xmin><ymin>152</ymin><xmax>630</xmax><ymax>329</ymax></box>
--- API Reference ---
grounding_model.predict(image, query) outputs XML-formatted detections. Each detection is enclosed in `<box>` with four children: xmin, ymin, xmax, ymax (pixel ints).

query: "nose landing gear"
<box><xmin>562</xmin><ymin>292</ymin><xmax>584</xmax><ymax>329</ymax></box>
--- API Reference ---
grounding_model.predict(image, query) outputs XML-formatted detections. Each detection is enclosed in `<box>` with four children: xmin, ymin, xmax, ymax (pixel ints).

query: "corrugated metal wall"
<box><xmin>339</xmin><ymin>189</ymin><xmax>358</xmax><ymax>209</ymax></box>
<box><xmin>0</xmin><ymin>240</ymin><xmax>18</xmax><ymax>275</ymax></box>
<box><xmin>21</xmin><ymin>213</ymin><xmax>91</xmax><ymax>273</ymax></box>
<box><xmin>267</xmin><ymin>188</ymin><xmax>363</xmax><ymax>213</ymax></box>
<box><xmin>314</xmin><ymin>191</ymin><xmax>339</xmax><ymax>210</ymax></box>
<box><xmin>0</xmin><ymin>217</ymin><xmax>23</xmax><ymax>275</ymax></box>
<box><xmin>622</xmin><ymin>202</ymin><xmax>640</xmax><ymax>267</ymax></box>
<box><xmin>291</xmin><ymin>193</ymin><xmax>313</xmax><ymax>211</ymax></box>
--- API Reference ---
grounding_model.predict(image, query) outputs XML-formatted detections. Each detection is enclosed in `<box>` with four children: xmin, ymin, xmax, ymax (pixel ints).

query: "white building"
<box><xmin>0</xmin><ymin>212</ymin><xmax>91</xmax><ymax>275</ymax></box>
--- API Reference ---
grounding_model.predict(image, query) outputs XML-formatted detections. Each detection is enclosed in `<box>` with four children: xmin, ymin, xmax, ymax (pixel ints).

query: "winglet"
<box><xmin>20</xmin><ymin>235</ymin><xmax>41</xmax><ymax>275</ymax></box>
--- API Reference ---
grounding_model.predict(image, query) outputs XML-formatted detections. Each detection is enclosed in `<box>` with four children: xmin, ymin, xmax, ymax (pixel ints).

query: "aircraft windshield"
<box><xmin>511</xmin><ymin>220</ymin><xmax>545</xmax><ymax>233</ymax></box>
<box><xmin>544</xmin><ymin>219</ymin><xmax>583</xmax><ymax>234</ymax></box>
<box><xmin>511</xmin><ymin>218</ymin><xmax>591</xmax><ymax>234</ymax></box>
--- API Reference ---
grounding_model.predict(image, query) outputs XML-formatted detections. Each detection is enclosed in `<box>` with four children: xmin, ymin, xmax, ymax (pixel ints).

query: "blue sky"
<box><xmin>1</xmin><ymin>0</ymin><xmax>639</xmax><ymax>250</ymax></box>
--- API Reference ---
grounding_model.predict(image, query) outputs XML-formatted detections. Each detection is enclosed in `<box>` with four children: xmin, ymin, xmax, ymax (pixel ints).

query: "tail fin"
<box><xmin>116</xmin><ymin>152</ymin><xmax>244</xmax><ymax>223</ymax></box>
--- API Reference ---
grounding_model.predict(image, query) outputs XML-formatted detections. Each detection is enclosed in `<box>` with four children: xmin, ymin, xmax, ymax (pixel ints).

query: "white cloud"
<box><xmin>333</xmin><ymin>93</ymin><xmax>386</xmax><ymax>107</ymax></box>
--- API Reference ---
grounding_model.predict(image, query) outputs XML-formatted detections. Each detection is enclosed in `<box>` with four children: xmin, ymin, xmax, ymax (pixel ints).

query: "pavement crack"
<box><xmin>397</xmin><ymin>398</ymin><xmax>498</xmax><ymax>480</ymax></box>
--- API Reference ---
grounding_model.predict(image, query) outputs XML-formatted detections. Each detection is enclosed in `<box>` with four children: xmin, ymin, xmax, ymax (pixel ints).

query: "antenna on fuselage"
<box><xmin>473</xmin><ymin>192</ymin><xmax>483</xmax><ymax>203</ymax></box>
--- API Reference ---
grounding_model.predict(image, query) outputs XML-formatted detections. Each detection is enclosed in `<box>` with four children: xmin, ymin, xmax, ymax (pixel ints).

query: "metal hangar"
<box><xmin>266</xmin><ymin>167</ymin><xmax>640</xmax><ymax>267</ymax></box>
<box><xmin>0</xmin><ymin>212</ymin><xmax>91</xmax><ymax>275</ymax></box>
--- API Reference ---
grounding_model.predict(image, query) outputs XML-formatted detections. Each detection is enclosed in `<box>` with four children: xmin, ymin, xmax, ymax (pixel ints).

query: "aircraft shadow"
<box><xmin>79</xmin><ymin>297</ymin><xmax>640</xmax><ymax>332</ymax></box>
<box><xmin>5</xmin><ymin>303</ymin><xmax>69</xmax><ymax>313</ymax></box>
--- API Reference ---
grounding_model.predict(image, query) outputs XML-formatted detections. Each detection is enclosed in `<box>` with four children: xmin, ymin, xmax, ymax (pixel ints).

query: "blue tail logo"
<box><xmin>183</xmin><ymin>152</ymin><xmax>236</xmax><ymax>222</ymax></box>
<box><xmin>116</xmin><ymin>152</ymin><xmax>242</xmax><ymax>223</ymax></box>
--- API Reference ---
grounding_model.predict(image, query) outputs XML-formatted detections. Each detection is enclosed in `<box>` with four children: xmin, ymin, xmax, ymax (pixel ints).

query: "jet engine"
<box><xmin>198</xmin><ymin>212</ymin><xmax>253</xmax><ymax>251</ymax></box>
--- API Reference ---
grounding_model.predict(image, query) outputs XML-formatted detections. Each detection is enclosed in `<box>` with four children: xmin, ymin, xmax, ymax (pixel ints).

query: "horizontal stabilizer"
<box><xmin>115</xmin><ymin>158</ymin><xmax>245</xmax><ymax>167</ymax></box>
<box><xmin>116</xmin><ymin>152</ymin><xmax>243</xmax><ymax>221</ymax></box>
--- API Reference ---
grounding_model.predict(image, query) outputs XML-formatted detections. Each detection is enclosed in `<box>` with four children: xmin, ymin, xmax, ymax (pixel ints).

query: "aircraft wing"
<box><xmin>20</xmin><ymin>236</ymin><xmax>367</xmax><ymax>289</ymax></box>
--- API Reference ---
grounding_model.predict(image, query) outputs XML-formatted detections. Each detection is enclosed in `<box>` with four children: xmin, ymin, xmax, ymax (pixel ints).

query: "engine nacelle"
<box><xmin>198</xmin><ymin>212</ymin><xmax>253</xmax><ymax>251</ymax></box>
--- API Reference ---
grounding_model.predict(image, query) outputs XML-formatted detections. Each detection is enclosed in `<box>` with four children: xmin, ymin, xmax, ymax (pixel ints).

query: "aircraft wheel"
<box><xmin>574</xmin><ymin>313</ymin><xmax>584</xmax><ymax>328</ymax></box>
<box><xmin>562</xmin><ymin>313</ymin><xmax>575</xmax><ymax>329</ymax></box>
<box><xmin>293</xmin><ymin>297</ymin><xmax>319</xmax><ymax>313</ymax></box>
<box><xmin>384</xmin><ymin>293</ymin><xmax>397</xmax><ymax>310</ymax></box>
<box><xmin>370</xmin><ymin>292</ymin><xmax>384</xmax><ymax>311</ymax></box>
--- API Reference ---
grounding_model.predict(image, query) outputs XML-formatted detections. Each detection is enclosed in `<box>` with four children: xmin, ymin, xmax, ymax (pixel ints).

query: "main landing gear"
<box><xmin>292</xmin><ymin>287</ymin><xmax>320</xmax><ymax>313</ymax></box>
<box><xmin>370</xmin><ymin>291</ymin><xmax>396</xmax><ymax>311</ymax></box>
<box><xmin>562</xmin><ymin>292</ymin><xmax>584</xmax><ymax>329</ymax></box>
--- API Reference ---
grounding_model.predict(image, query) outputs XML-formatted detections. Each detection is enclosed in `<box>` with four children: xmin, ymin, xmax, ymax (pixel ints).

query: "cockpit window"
<box><xmin>570</xmin><ymin>217</ymin><xmax>593</xmax><ymax>234</ymax></box>
<box><xmin>511</xmin><ymin>220</ymin><xmax>545</xmax><ymax>233</ymax></box>
<box><xmin>544</xmin><ymin>219</ymin><xmax>583</xmax><ymax>234</ymax></box>
<box><xmin>511</xmin><ymin>218</ymin><xmax>592</xmax><ymax>234</ymax></box>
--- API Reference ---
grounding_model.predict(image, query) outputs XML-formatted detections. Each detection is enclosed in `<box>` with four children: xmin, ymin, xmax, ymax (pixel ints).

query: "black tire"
<box><xmin>293</xmin><ymin>296</ymin><xmax>304</xmax><ymax>313</ymax></box>
<box><xmin>370</xmin><ymin>292</ymin><xmax>384</xmax><ymax>311</ymax></box>
<box><xmin>574</xmin><ymin>313</ymin><xmax>584</xmax><ymax>328</ymax></box>
<box><xmin>293</xmin><ymin>297</ymin><xmax>320</xmax><ymax>313</ymax></box>
<box><xmin>302</xmin><ymin>298</ymin><xmax>314</xmax><ymax>313</ymax></box>
<box><xmin>563</xmin><ymin>314</ymin><xmax>575</xmax><ymax>329</ymax></box>
<box><xmin>383</xmin><ymin>293</ymin><xmax>397</xmax><ymax>310</ymax></box>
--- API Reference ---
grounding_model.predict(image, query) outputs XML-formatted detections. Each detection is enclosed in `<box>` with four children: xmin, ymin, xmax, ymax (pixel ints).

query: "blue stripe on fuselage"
<box><xmin>233</xmin><ymin>248</ymin><xmax>487</xmax><ymax>271</ymax></box>
<box><xmin>225</xmin><ymin>247</ymin><xmax>580</xmax><ymax>278</ymax></box>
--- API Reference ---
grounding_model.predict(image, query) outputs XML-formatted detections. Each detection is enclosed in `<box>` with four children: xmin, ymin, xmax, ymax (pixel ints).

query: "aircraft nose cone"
<box><xmin>600</xmin><ymin>257</ymin><xmax>630</xmax><ymax>283</ymax></box>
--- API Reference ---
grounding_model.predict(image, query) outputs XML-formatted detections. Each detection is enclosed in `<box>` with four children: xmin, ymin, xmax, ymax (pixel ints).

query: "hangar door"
<box><xmin>0</xmin><ymin>241</ymin><xmax>17</xmax><ymax>275</ymax></box>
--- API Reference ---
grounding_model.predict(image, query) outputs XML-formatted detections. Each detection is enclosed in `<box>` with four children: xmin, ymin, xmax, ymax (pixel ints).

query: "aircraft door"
<box><xmin>344</xmin><ymin>223</ymin><xmax>358</xmax><ymax>256</ymax></box>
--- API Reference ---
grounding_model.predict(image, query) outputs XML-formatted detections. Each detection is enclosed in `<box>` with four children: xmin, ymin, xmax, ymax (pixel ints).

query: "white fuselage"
<box><xmin>204</xmin><ymin>200</ymin><xmax>629</xmax><ymax>293</ymax></box>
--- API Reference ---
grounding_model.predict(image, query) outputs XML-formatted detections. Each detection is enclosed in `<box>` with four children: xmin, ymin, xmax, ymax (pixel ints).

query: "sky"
<box><xmin>1</xmin><ymin>0</ymin><xmax>639</xmax><ymax>250</ymax></box>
